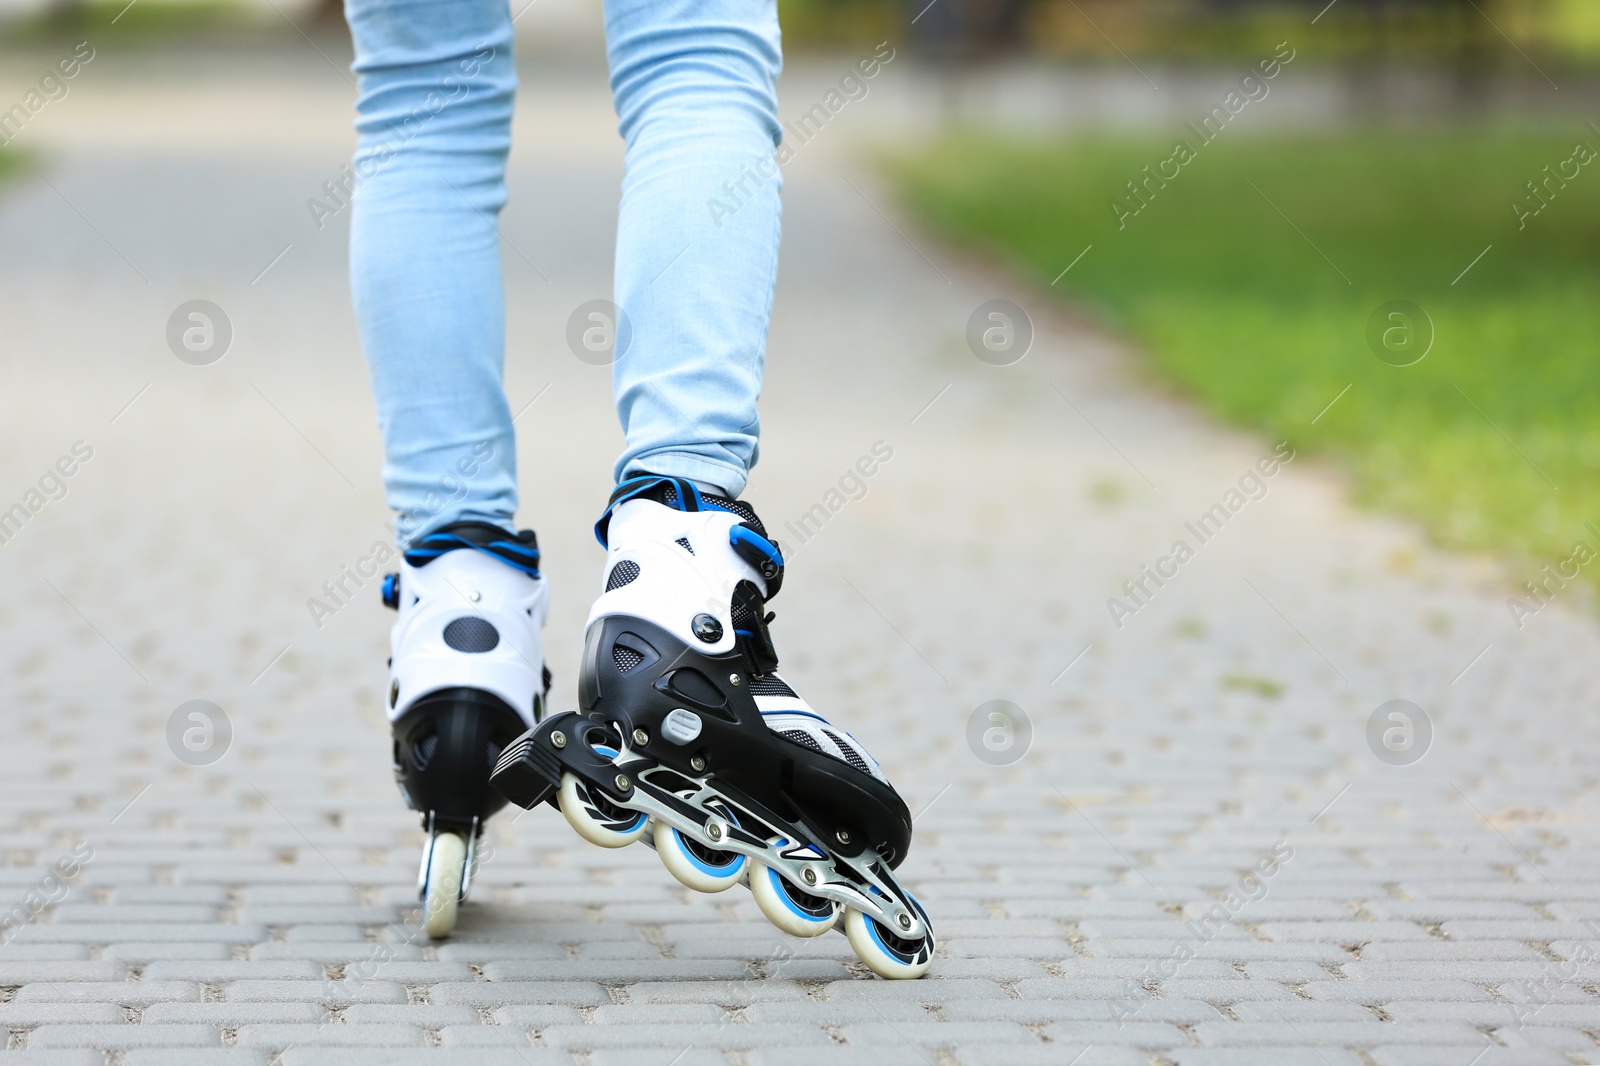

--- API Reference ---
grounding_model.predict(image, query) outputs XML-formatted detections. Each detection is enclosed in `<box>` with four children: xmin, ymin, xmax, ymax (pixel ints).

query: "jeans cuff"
<box><xmin>620</xmin><ymin>452</ymin><xmax>747</xmax><ymax>499</ymax></box>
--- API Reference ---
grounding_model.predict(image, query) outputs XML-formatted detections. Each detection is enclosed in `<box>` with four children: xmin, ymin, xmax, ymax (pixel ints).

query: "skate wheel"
<box><xmin>750</xmin><ymin>841</ymin><xmax>840</xmax><ymax>937</ymax></box>
<box><xmin>844</xmin><ymin>894</ymin><xmax>934</xmax><ymax>979</ymax></box>
<box><xmin>558</xmin><ymin>771</ymin><xmax>649</xmax><ymax>848</ymax></box>
<box><xmin>422</xmin><ymin>832</ymin><xmax>467</xmax><ymax>939</ymax></box>
<box><xmin>653</xmin><ymin>807</ymin><xmax>747</xmax><ymax>893</ymax></box>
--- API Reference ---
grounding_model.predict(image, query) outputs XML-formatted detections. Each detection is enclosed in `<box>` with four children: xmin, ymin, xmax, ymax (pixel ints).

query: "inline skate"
<box><xmin>384</xmin><ymin>520</ymin><xmax>549</xmax><ymax>937</ymax></box>
<box><xmin>490</xmin><ymin>476</ymin><xmax>933</xmax><ymax>978</ymax></box>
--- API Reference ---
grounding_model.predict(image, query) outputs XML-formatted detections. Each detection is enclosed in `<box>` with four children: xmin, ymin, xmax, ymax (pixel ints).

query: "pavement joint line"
<box><xmin>249</xmin><ymin>782</ymin><xmax>364</xmax><ymax>894</ymax></box>
<box><xmin>1053</xmin><ymin>784</ymin><xmax>1158</xmax><ymax>889</ymax></box>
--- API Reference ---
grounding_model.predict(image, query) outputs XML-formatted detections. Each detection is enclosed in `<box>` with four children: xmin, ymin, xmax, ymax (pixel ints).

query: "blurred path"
<box><xmin>0</xmin><ymin>32</ymin><xmax>1596</xmax><ymax>1066</ymax></box>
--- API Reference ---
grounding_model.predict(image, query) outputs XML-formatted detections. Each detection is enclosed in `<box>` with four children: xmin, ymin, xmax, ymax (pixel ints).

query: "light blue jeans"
<box><xmin>346</xmin><ymin>0</ymin><xmax>783</xmax><ymax>545</ymax></box>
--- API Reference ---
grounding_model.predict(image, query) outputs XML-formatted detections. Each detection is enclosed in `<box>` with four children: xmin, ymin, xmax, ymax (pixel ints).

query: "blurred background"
<box><xmin>8</xmin><ymin>0</ymin><xmax>1592</xmax><ymax>597</ymax></box>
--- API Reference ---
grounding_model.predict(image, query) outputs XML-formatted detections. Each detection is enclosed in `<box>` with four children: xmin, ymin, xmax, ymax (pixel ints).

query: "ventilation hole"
<box><xmin>823</xmin><ymin>728</ymin><xmax>873</xmax><ymax>776</ymax></box>
<box><xmin>612</xmin><ymin>644</ymin><xmax>645</xmax><ymax>673</ymax></box>
<box><xmin>414</xmin><ymin>733</ymin><xmax>439</xmax><ymax>769</ymax></box>
<box><xmin>606</xmin><ymin>560</ymin><xmax>641</xmax><ymax>591</ymax></box>
<box><xmin>748</xmin><ymin>675</ymin><xmax>797</xmax><ymax>698</ymax></box>
<box><xmin>443</xmin><ymin>617</ymin><xmax>500</xmax><ymax>653</ymax></box>
<box><xmin>675</xmin><ymin>537</ymin><xmax>694</xmax><ymax>555</ymax></box>
<box><xmin>779</xmin><ymin>729</ymin><xmax>823</xmax><ymax>753</ymax></box>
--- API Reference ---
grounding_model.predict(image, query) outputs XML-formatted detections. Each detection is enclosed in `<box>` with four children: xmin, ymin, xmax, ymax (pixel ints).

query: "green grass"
<box><xmin>886</xmin><ymin>128</ymin><xmax>1600</xmax><ymax>587</ymax></box>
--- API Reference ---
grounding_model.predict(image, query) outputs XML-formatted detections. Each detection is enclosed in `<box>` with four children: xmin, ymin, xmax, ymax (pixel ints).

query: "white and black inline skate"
<box><xmin>383</xmin><ymin>521</ymin><xmax>549</xmax><ymax>938</ymax></box>
<box><xmin>490</xmin><ymin>476</ymin><xmax>934</xmax><ymax>978</ymax></box>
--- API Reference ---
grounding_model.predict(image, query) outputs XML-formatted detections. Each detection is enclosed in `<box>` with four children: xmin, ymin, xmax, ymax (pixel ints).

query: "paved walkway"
<box><xmin>0</xmin><ymin>31</ymin><xmax>1597</xmax><ymax>1066</ymax></box>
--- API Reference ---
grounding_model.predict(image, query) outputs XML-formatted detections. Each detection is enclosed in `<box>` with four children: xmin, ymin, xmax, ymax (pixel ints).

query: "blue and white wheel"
<box><xmin>558</xmin><ymin>771</ymin><xmax>649</xmax><ymax>848</ymax></box>
<box><xmin>653</xmin><ymin>803</ymin><xmax>747</xmax><ymax>893</ymax></box>
<box><xmin>750</xmin><ymin>839</ymin><xmax>840</xmax><ymax>937</ymax></box>
<box><xmin>844</xmin><ymin>893</ymin><xmax>934</xmax><ymax>979</ymax></box>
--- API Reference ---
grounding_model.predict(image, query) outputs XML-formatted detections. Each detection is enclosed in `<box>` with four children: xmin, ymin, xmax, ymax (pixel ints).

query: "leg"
<box><xmin>603</xmin><ymin>0</ymin><xmax>784</xmax><ymax>498</ymax></box>
<box><xmin>347</xmin><ymin>0</ymin><xmax>519</xmax><ymax>545</ymax></box>
<box><xmin>347</xmin><ymin>0</ymin><xmax>548</xmax><ymax>941</ymax></box>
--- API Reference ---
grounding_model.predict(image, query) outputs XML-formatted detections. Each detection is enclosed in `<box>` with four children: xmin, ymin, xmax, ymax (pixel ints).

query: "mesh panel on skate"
<box><xmin>442</xmin><ymin>617</ymin><xmax>500</xmax><ymax>653</ymax></box>
<box><xmin>605</xmin><ymin>560</ymin><xmax>641</xmax><ymax>591</ymax></box>
<box><xmin>415</xmin><ymin>732</ymin><xmax>439</xmax><ymax>768</ymax></box>
<box><xmin>675</xmin><ymin>537</ymin><xmax>694</xmax><ymax>554</ymax></box>
<box><xmin>748</xmin><ymin>675</ymin><xmax>798</xmax><ymax>698</ymax></box>
<box><xmin>779</xmin><ymin>728</ymin><xmax>823</xmax><ymax>753</ymax></box>
<box><xmin>823</xmin><ymin>728</ymin><xmax>873</xmax><ymax>776</ymax></box>
<box><xmin>612</xmin><ymin>644</ymin><xmax>644</xmax><ymax>673</ymax></box>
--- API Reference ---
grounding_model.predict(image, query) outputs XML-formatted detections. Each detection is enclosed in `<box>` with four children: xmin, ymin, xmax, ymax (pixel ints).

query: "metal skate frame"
<box><xmin>593</xmin><ymin>731</ymin><xmax>929</xmax><ymax>942</ymax></box>
<box><xmin>417</xmin><ymin>811</ymin><xmax>482</xmax><ymax>904</ymax></box>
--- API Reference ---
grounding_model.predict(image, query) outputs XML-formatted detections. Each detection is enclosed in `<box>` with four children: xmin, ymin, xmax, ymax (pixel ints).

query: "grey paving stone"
<box><xmin>141</xmin><ymin>1002</ymin><xmax>325</xmax><ymax>1024</ymax></box>
<box><xmin>1192</xmin><ymin>1022</ymin><xmax>1489</xmax><ymax>1046</ymax></box>
<box><xmin>539</xmin><ymin>1023</ymin><xmax>834</xmax><ymax>1050</ymax></box>
<box><xmin>234</xmin><ymin>1023</ymin><xmax>425</xmax><ymax>1047</ymax></box>
<box><xmin>1304</xmin><ymin>981</ymin><xmax>1495</xmax><ymax>1003</ymax></box>
<box><xmin>225</xmin><ymin>981</ymin><xmax>408</xmax><ymax>1004</ymax></box>
<box><xmin>28</xmin><ymin>1024</ymin><xmax>221</xmax><ymax>1048</ymax></box>
<box><xmin>0</xmin><ymin>1004</ymin><xmax>126</xmax><ymax>1025</ymax></box>
<box><xmin>14</xmin><ymin>981</ymin><xmax>199</xmax><ymax>1004</ymax></box>
<box><xmin>1169</xmin><ymin>1051</ymin><xmax>1366</xmax><ymax>1066</ymax></box>
<box><xmin>949</xmin><ymin>1046</ymin><xmax>1152</xmax><ymax>1066</ymax></box>
<box><xmin>0</xmin><ymin>1054</ymin><xmax>105</xmax><ymax>1066</ymax></box>
<box><xmin>739</xmin><ymin>1043</ymin><xmax>940</xmax><ymax>1062</ymax></box>
<box><xmin>278</xmin><ymin>1053</ymin><xmax>576</xmax><ymax>1066</ymax></box>
<box><xmin>124</xmin><ymin>1054</ymin><xmax>272</xmax><ymax>1066</ymax></box>
<box><xmin>588</xmin><ymin>1051</ymin><xmax>735</xmax><ymax>1066</ymax></box>
<box><xmin>430</xmin><ymin>982</ymin><xmax>610</xmax><ymax>1007</ymax></box>
<box><xmin>1368</xmin><ymin>1049</ymin><xmax>1563</xmax><ymax>1066</ymax></box>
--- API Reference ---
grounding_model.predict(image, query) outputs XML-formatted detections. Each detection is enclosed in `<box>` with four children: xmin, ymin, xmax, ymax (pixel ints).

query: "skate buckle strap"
<box><xmin>731</xmin><ymin>582</ymin><xmax>780</xmax><ymax>676</ymax></box>
<box><xmin>595</xmin><ymin>474</ymin><xmax>749</xmax><ymax>547</ymax></box>
<box><xmin>404</xmin><ymin>521</ymin><xmax>541</xmax><ymax>578</ymax></box>
<box><xmin>729</xmin><ymin>523</ymin><xmax>784</xmax><ymax>599</ymax></box>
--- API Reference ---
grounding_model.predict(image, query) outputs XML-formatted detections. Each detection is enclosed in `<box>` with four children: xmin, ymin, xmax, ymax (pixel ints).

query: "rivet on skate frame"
<box><xmin>802</xmin><ymin>867</ymin><xmax>817</xmax><ymax>886</ymax></box>
<box><xmin>707</xmin><ymin>822</ymin><xmax>724</xmax><ymax>842</ymax></box>
<box><xmin>469</xmin><ymin>590</ymin><xmax>481</xmax><ymax>602</ymax></box>
<box><xmin>632</xmin><ymin>728</ymin><xmax>649</xmax><ymax>746</ymax></box>
<box><xmin>897</xmin><ymin>912</ymin><xmax>913</xmax><ymax>930</ymax></box>
<box><xmin>729</xmin><ymin>673</ymin><xmax>741</xmax><ymax>686</ymax></box>
<box><xmin>614</xmin><ymin>774</ymin><xmax>631</xmax><ymax>792</ymax></box>
<box><xmin>835</xmin><ymin>829</ymin><xmax>851</xmax><ymax>845</ymax></box>
<box><xmin>690</xmin><ymin>756</ymin><xmax>706</xmax><ymax>772</ymax></box>
<box><xmin>551</xmin><ymin>731</ymin><xmax>567</xmax><ymax>749</ymax></box>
